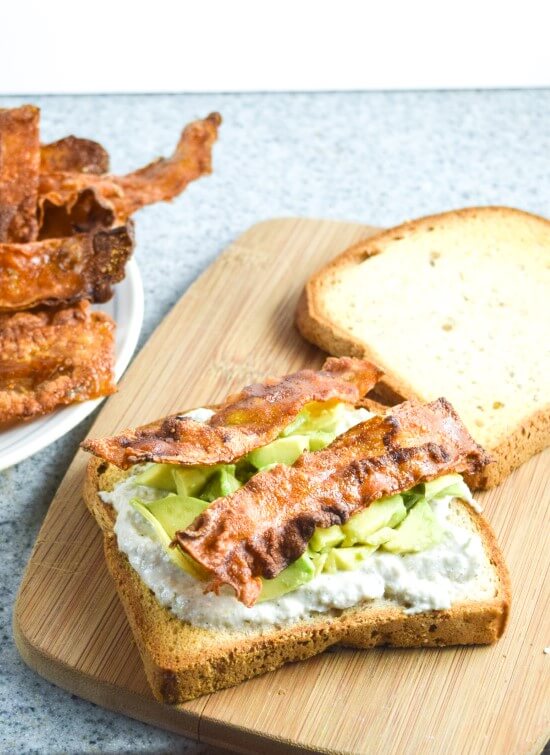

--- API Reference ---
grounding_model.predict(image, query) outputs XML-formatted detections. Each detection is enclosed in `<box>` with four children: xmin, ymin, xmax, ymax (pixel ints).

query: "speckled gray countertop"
<box><xmin>0</xmin><ymin>90</ymin><xmax>548</xmax><ymax>754</ymax></box>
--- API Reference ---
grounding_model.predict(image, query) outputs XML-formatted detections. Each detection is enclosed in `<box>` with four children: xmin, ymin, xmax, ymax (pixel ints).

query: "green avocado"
<box><xmin>300</xmin><ymin>401</ymin><xmax>347</xmax><ymax>433</ymax></box>
<box><xmin>130</xmin><ymin>497</ymin><xmax>206</xmax><ymax>578</ymax></box>
<box><xmin>402</xmin><ymin>490</ymin><xmax>424</xmax><ymax>510</ymax></box>
<box><xmin>172</xmin><ymin>466</ymin><xmax>213</xmax><ymax>497</ymax></box>
<box><xmin>420</xmin><ymin>473</ymin><xmax>464</xmax><ymax>500</ymax></box>
<box><xmin>135</xmin><ymin>463</ymin><xmax>177</xmax><ymax>492</ymax></box>
<box><xmin>145</xmin><ymin>493</ymin><xmax>209</xmax><ymax>537</ymax></box>
<box><xmin>309</xmin><ymin>524</ymin><xmax>345</xmax><ymax>553</ymax></box>
<box><xmin>307</xmin><ymin>431</ymin><xmax>336</xmax><ymax>451</ymax></box>
<box><xmin>323</xmin><ymin>545</ymin><xmax>377</xmax><ymax>573</ymax></box>
<box><xmin>234</xmin><ymin>459</ymin><xmax>257</xmax><ymax>484</ymax></box>
<box><xmin>280</xmin><ymin>401</ymin><xmax>347</xmax><ymax>437</ymax></box>
<box><xmin>258</xmin><ymin>552</ymin><xmax>315</xmax><ymax>601</ymax></box>
<box><xmin>423</xmin><ymin>474</ymin><xmax>474</xmax><ymax>504</ymax></box>
<box><xmin>363</xmin><ymin>526</ymin><xmax>396</xmax><ymax>547</ymax></box>
<box><xmin>341</xmin><ymin>495</ymin><xmax>406</xmax><ymax>546</ymax></box>
<box><xmin>382</xmin><ymin>498</ymin><xmax>443</xmax><ymax>553</ymax></box>
<box><xmin>279</xmin><ymin>411</ymin><xmax>307</xmax><ymax>437</ymax></box>
<box><xmin>309</xmin><ymin>550</ymin><xmax>329</xmax><ymax>575</ymax></box>
<box><xmin>247</xmin><ymin>435</ymin><xmax>309</xmax><ymax>469</ymax></box>
<box><xmin>200</xmin><ymin>466</ymin><xmax>242</xmax><ymax>502</ymax></box>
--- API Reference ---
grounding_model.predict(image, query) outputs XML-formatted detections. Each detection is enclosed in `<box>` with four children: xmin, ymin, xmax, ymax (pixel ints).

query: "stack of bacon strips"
<box><xmin>0</xmin><ymin>105</ymin><xmax>221</xmax><ymax>425</ymax></box>
<box><xmin>83</xmin><ymin>357</ymin><xmax>490</xmax><ymax>607</ymax></box>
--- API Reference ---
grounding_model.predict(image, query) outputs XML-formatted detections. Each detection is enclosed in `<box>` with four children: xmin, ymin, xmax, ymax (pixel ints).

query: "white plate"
<box><xmin>0</xmin><ymin>259</ymin><xmax>144</xmax><ymax>471</ymax></box>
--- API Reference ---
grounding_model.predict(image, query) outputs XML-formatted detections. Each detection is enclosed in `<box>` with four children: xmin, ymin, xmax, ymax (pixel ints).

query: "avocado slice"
<box><xmin>323</xmin><ymin>545</ymin><xmax>377</xmax><ymax>573</ymax></box>
<box><xmin>145</xmin><ymin>493</ymin><xmax>209</xmax><ymax>537</ymax></box>
<box><xmin>130</xmin><ymin>497</ymin><xmax>206</xmax><ymax>578</ymax></box>
<box><xmin>135</xmin><ymin>463</ymin><xmax>177</xmax><ymax>492</ymax></box>
<box><xmin>341</xmin><ymin>495</ymin><xmax>406</xmax><ymax>546</ymax></box>
<box><xmin>247</xmin><ymin>435</ymin><xmax>309</xmax><ymax>469</ymax></box>
<box><xmin>382</xmin><ymin>498</ymin><xmax>443</xmax><ymax>553</ymax></box>
<box><xmin>172</xmin><ymin>466</ymin><xmax>213</xmax><ymax>497</ymax></box>
<box><xmin>201</xmin><ymin>466</ymin><xmax>242</xmax><ymax>502</ymax></box>
<box><xmin>402</xmin><ymin>490</ymin><xmax>425</xmax><ymax>510</ymax></box>
<box><xmin>309</xmin><ymin>524</ymin><xmax>345</xmax><ymax>553</ymax></box>
<box><xmin>234</xmin><ymin>459</ymin><xmax>257</xmax><ymax>484</ymax></box>
<box><xmin>280</xmin><ymin>401</ymin><xmax>347</xmax><ymax>437</ymax></box>
<box><xmin>363</xmin><ymin>526</ymin><xmax>396</xmax><ymax>547</ymax></box>
<box><xmin>309</xmin><ymin>550</ymin><xmax>329</xmax><ymax>575</ymax></box>
<box><xmin>421</xmin><ymin>473</ymin><xmax>464</xmax><ymax>500</ymax></box>
<box><xmin>279</xmin><ymin>411</ymin><xmax>308</xmax><ymax>437</ymax></box>
<box><xmin>423</xmin><ymin>474</ymin><xmax>474</xmax><ymax>504</ymax></box>
<box><xmin>307</xmin><ymin>431</ymin><xmax>336</xmax><ymax>451</ymax></box>
<box><xmin>404</xmin><ymin>474</ymin><xmax>473</xmax><ymax>509</ymax></box>
<box><xmin>258</xmin><ymin>552</ymin><xmax>315</xmax><ymax>601</ymax></box>
<box><xmin>299</xmin><ymin>401</ymin><xmax>347</xmax><ymax>433</ymax></box>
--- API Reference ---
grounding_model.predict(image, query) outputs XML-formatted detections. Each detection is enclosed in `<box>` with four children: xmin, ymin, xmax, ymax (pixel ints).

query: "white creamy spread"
<box><xmin>102</xmin><ymin>407</ymin><xmax>493</xmax><ymax>632</ymax></box>
<box><xmin>183</xmin><ymin>407</ymin><xmax>216</xmax><ymax>423</ymax></box>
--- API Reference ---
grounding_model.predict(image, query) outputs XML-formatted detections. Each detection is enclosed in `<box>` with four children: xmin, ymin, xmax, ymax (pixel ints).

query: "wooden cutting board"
<box><xmin>14</xmin><ymin>218</ymin><xmax>549</xmax><ymax>755</ymax></box>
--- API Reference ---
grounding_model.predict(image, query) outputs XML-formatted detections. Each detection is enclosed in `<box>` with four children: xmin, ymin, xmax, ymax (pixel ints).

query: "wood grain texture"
<box><xmin>13</xmin><ymin>218</ymin><xmax>550</xmax><ymax>754</ymax></box>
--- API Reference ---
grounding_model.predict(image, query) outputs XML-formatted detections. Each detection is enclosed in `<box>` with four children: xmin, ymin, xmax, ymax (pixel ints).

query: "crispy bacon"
<box><xmin>38</xmin><ymin>174</ymin><xmax>119</xmax><ymax>239</ymax></box>
<box><xmin>40</xmin><ymin>135</ymin><xmax>110</xmax><ymax>175</ymax></box>
<box><xmin>37</xmin><ymin>113</ymin><xmax>221</xmax><ymax>238</ymax></box>
<box><xmin>0</xmin><ymin>301</ymin><xmax>116</xmax><ymax>424</ymax></box>
<box><xmin>0</xmin><ymin>105</ymin><xmax>40</xmax><ymax>243</ymax></box>
<box><xmin>82</xmin><ymin>357</ymin><xmax>383</xmax><ymax>468</ymax></box>
<box><xmin>175</xmin><ymin>398</ymin><xmax>491</xmax><ymax>606</ymax></box>
<box><xmin>0</xmin><ymin>224</ymin><xmax>134</xmax><ymax>311</ymax></box>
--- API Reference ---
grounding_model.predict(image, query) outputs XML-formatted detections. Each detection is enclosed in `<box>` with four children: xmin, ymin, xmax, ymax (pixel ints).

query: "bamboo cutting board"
<box><xmin>14</xmin><ymin>218</ymin><xmax>549</xmax><ymax>754</ymax></box>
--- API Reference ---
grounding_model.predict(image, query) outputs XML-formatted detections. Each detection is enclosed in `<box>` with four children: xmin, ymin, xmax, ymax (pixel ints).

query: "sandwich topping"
<box><xmin>83</xmin><ymin>357</ymin><xmax>382</xmax><ymax>468</ymax></box>
<box><xmin>109</xmin><ymin>483</ymin><xmax>493</xmax><ymax>632</ymax></box>
<box><xmin>98</xmin><ymin>391</ymin><xmax>495</xmax><ymax>631</ymax></box>
<box><xmin>175</xmin><ymin>398</ymin><xmax>490</xmax><ymax>606</ymax></box>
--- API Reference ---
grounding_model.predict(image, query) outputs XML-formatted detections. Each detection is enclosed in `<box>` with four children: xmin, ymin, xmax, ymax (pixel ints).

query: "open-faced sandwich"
<box><xmin>82</xmin><ymin>357</ymin><xmax>510</xmax><ymax>703</ymax></box>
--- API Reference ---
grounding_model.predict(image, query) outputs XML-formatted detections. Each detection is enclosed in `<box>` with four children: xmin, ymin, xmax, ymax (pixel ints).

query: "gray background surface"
<box><xmin>0</xmin><ymin>91</ymin><xmax>547</xmax><ymax>753</ymax></box>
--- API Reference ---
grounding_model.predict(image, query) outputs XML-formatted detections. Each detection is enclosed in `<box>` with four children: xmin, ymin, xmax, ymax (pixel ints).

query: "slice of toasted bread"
<box><xmin>84</xmin><ymin>456</ymin><xmax>510</xmax><ymax>704</ymax></box>
<box><xmin>296</xmin><ymin>206</ymin><xmax>550</xmax><ymax>488</ymax></box>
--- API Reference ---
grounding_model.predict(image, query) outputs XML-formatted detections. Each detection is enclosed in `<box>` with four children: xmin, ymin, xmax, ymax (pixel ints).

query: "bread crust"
<box><xmin>84</xmin><ymin>455</ymin><xmax>511</xmax><ymax>704</ymax></box>
<box><xmin>296</xmin><ymin>206</ymin><xmax>550</xmax><ymax>489</ymax></box>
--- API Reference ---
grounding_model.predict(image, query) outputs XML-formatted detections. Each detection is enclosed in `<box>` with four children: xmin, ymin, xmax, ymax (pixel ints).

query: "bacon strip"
<box><xmin>0</xmin><ymin>105</ymin><xmax>40</xmax><ymax>243</ymax></box>
<box><xmin>40</xmin><ymin>136</ymin><xmax>110</xmax><ymax>175</ymax></box>
<box><xmin>37</xmin><ymin>113</ymin><xmax>221</xmax><ymax>238</ymax></box>
<box><xmin>82</xmin><ymin>357</ymin><xmax>382</xmax><ymax>468</ymax></box>
<box><xmin>175</xmin><ymin>398</ymin><xmax>491</xmax><ymax>606</ymax></box>
<box><xmin>0</xmin><ymin>224</ymin><xmax>134</xmax><ymax>312</ymax></box>
<box><xmin>0</xmin><ymin>301</ymin><xmax>116</xmax><ymax>424</ymax></box>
